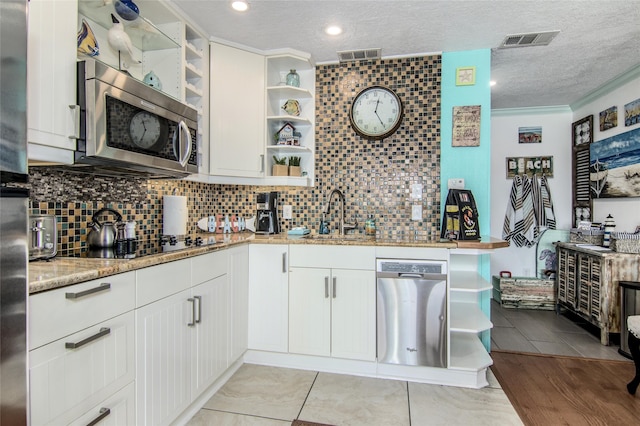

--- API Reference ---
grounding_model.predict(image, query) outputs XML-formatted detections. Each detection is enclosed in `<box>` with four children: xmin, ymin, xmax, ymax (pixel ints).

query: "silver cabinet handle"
<box><xmin>68</xmin><ymin>104</ymin><xmax>80</xmax><ymax>139</ymax></box>
<box><xmin>187</xmin><ymin>298</ymin><xmax>196</xmax><ymax>327</ymax></box>
<box><xmin>66</xmin><ymin>283</ymin><xmax>111</xmax><ymax>299</ymax></box>
<box><xmin>65</xmin><ymin>327</ymin><xmax>110</xmax><ymax>349</ymax></box>
<box><xmin>194</xmin><ymin>295</ymin><xmax>202</xmax><ymax>324</ymax></box>
<box><xmin>325</xmin><ymin>276</ymin><xmax>329</xmax><ymax>298</ymax></box>
<box><xmin>86</xmin><ymin>407</ymin><xmax>111</xmax><ymax>426</ymax></box>
<box><xmin>282</xmin><ymin>252</ymin><xmax>287</xmax><ymax>273</ymax></box>
<box><xmin>333</xmin><ymin>276</ymin><xmax>337</xmax><ymax>298</ymax></box>
<box><xmin>260</xmin><ymin>154</ymin><xmax>265</xmax><ymax>173</ymax></box>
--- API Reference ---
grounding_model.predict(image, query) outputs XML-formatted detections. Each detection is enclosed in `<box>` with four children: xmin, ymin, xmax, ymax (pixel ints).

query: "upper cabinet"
<box><xmin>27</xmin><ymin>0</ymin><xmax>209</xmax><ymax>169</ymax></box>
<box><xmin>207</xmin><ymin>44</ymin><xmax>315</xmax><ymax>186</ymax></box>
<box><xmin>265</xmin><ymin>53</ymin><xmax>316</xmax><ymax>187</ymax></box>
<box><xmin>209</xmin><ymin>42</ymin><xmax>266</xmax><ymax>179</ymax></box>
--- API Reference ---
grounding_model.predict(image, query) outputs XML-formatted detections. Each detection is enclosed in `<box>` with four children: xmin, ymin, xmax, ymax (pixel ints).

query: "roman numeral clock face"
<box><xmin>349</xmin><ymin>86</ymin><xmax>403</xmax><ymax>140</ymax></box>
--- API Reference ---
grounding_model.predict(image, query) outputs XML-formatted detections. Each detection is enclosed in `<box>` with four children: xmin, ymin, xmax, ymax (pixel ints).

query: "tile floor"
<box><xmin>186</xmin><ymin>302</ymin><xmax>630</xmax><ymax>425</ymax></box>
<box><xmin>490</xmin><ymin>300</ymin><xmax>628</xmax><ymax>361</ymax></box>
<box><xmin>186</xmin><ymin>364</ymin><xmax>522</xmax><ymax>426</ymax></box>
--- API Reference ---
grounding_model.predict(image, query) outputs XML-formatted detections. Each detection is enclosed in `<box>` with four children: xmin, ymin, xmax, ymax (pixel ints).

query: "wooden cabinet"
<box><xmin>27</xmin><ymin>0</ymin><xmax>78</xmax><ymax>164</ymax></box>
<box><xmin>288</xmin><ymin>245</ymin><xmax>376</xmax><ymax>361</ymax></box>
<box><xmin>209</xmin><ymin>42</ymin><xmax>265</xmax><ymax>178</ymax></box>
<box><xmin>135</xmin><ymin>251</ymin><xmax>229</xmax><ymax>426</ymax></box>
<box><xmin>29</xmin><ymin>272</ymin><xmax>136</xmax><ymax>426</ymax></box>
<box><xmin>248</xmin><ymin>244</ymin><xmax>290</xmax><ymax>352</ymax></box>
<box><xmin>556</xmin><ymin>242</ymin><xmax>640</xmax><ymax>344</ymax></box>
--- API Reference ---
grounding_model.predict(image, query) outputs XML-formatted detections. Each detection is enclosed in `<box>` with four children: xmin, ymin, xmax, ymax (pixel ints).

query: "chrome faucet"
<box><xmin>324</xmin><ymin>189</ymin><xmax>358</xmax><ymax>235</ymax></box>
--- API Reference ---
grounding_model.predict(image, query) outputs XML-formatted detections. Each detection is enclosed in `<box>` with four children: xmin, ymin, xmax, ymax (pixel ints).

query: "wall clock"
<box><xmin>128</xmin><ymin>110</ymin><xmax>169</xmax><ymax>151</ymax></box>
<box><xmin>572</xmin><ymin>115</ymin><xmax>593</xmax><ymax>146</ymax></box>
<box><xmin>349</xmin><ymin>85</ymin><xmax>403</xmax><ymax>140</ymax></box>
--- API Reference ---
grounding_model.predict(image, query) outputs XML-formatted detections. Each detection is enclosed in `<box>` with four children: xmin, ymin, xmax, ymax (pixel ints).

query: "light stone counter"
<box><xmin>29</xmin><ymin>232</ymin><xmax>506</xmax><ymax>294</ymax></box>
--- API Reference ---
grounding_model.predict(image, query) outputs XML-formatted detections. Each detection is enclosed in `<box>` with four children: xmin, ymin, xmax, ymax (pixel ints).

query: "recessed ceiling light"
<box><xmin>231</xmin><ymin>1</ymin><xmax>249</xmax><ymax>12</ymax></box>
<box><xmin>490</xmin><ymin>81</ymin><xmax>497</xmax><ymax>87</ymax></box>
<box><xmin>325</xmin><ymin>25</ymin><xmax>342</xmax><ymax>36</ymax></box>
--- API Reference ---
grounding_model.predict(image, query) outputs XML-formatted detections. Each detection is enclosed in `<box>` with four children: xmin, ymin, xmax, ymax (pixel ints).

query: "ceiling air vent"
<box><xmin>498</xmin><ymin>30</ymin><xmax>560</xmax><ymax>48</ymax></box>
<box><xmin>337</xmin><ymin>48</ymin><xmax>381</xmax><ymax>63</ymax></box>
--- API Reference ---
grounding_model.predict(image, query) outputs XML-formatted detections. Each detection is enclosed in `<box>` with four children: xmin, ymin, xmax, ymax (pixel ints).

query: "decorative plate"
<box><xmin>282</xmin><ymin>99</ymin><xmax>300</xmax><ymax>116</ymax></box>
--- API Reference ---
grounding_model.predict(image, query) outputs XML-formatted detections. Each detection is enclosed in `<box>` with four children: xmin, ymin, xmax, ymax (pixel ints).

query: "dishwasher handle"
<box><xmin>377</xmin><ymin>272</ymin><xmax>447</xmax><ymax>281</ymax></box>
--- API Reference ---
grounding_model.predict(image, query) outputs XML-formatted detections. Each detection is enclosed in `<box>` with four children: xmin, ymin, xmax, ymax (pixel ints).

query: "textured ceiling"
<box><xmin>170</xmin><ymin>0</ymin><xmax>640</xmax><ymax>109</ymax></box>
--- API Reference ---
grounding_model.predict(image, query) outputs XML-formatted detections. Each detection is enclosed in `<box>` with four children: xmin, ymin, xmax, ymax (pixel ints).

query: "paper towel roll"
<box><xmin>163</xmin><ymin>195</ymin><xmax>187</xmax><ymax>236</ymax></box>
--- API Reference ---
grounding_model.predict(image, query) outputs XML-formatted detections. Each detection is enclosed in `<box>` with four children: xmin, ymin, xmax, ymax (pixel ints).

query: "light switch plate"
<box><xmin>411</xmin><ymin>205</ymin><xmax>422</xmax><ymax>221</ymax></box>
<box><xmin>411</xmin><ymin>183</ymin><xmax>423</xmax><ymax>199</ymax></box>
<box><xmin>447</xmin><ymin>178</ymin><xmax>465</xmax><ymax>189</ymax></box>
<box><xmin>283</xmin><ymin>205</ymin><xmax>292</xmax><ymax>219</ymax></box>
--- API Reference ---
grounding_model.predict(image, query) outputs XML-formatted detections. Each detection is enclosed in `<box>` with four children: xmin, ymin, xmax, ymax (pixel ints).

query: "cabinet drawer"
<box><xmin>289</xmin><ymin>245</ymin><xmax>375</xmax><ymax>270</ymax></box>
<box><xmin>29</xmin><ymin>311</ymin><xmax>135</xmax><ymax>426</ymax></box>
<box><xmin>191</xmin><ymin>249</ymin><xmax>228</xmax><ymax>285</ymax></box>
<box><xmin>136</xmin><ymin>258</ymin><xmax>191</xmax><ymax>307</ymax></box>
<box><xmin>69</xmin><ymin>382</ymin><xmax>135</xmax><ymax>426</ymax></box>
<box><xmin>29</xmin><ymin>271</ymin><xmax>135</xmax><ymax>350</ymax></box>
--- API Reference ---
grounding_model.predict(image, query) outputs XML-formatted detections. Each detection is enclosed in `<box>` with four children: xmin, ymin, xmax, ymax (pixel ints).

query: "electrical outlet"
<box><xmin>283</xmin><ymin>205</ymin><xmax>292</xmax><ymax>219</ymax></box>
<box><xmin>411</xmin><ymin>183</ymin><xmax>423</xmax><ymax>199</ymax></box>
<box><xmin>411</xmin><ymin>205</ymin><xmax>422</xmax><ymax>221</ymax></box>
<box><xmin>447</xmin><ymin>178</ymin><xmax>465</xmax><ymax>189</ymax></box>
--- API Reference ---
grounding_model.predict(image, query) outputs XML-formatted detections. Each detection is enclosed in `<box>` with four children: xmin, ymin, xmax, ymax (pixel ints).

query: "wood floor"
<box><xmin>491</xmin><ymin>350</ymin><xmax>640</xmax><ymax>425</ymax></box>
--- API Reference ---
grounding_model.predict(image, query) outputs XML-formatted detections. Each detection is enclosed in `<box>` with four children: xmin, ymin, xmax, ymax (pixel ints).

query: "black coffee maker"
<box><xmin>256</xmin><ymin>192</ymin><xmax>280</xmax><ymax>234</ymax></box>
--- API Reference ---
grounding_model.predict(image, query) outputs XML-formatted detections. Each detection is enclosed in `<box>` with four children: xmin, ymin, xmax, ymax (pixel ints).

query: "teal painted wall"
<box><xmin>441</xmin><ymin>50</ymin><xmax>492</xmax><ymax>351</ymax></box>
<box><xmin>441</xmin><ymin>50</ymin><xmax>492</xmax><ymax>236</ymax></box>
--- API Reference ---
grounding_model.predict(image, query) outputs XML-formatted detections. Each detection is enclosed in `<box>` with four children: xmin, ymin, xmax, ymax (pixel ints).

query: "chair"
<box><xmin>627</xmin><ymin>315</ymin><xmax>640</xmax><ymax>395</ymax></box>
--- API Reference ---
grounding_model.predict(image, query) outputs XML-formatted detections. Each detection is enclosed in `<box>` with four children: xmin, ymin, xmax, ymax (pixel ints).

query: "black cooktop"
<box><xmin>79</xmin><ymin>235</ymin><xmax>219</xmax><ymax>259</ymax></box>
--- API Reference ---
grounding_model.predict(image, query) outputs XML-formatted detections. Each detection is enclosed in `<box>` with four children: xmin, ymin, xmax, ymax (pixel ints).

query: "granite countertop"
<box><xmin>29</xmin><ymin>232</ymin><xmax>507</xmax><ymax>294</ymax></box>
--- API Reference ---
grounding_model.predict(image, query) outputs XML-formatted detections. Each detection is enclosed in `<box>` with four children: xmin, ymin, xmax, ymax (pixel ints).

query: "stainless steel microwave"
<box><xmin>74</xmin><ymin>59</ymin><xmax>198</xmax><ymax>178</ymax></box>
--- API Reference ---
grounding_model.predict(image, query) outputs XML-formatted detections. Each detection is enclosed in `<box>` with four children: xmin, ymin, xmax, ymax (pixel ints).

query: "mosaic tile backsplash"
<box><xmin>28</xmin><ymin>55</ymin><xmax>442</xmax><ymax>256</ymax></box>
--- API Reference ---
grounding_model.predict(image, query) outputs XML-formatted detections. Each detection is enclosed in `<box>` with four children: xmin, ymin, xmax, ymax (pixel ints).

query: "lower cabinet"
<box><xmin>69</xmin><ymin>382</ymin><xmax>135</xmax><ymax>426</ymax></box>
<box><xmin>289</xmin><ymin>267</ymin><xmax>375</xmax><ymax>360</ymax></box>
<box><xmin>29</xmin><ymin>311</ymin><xmax>135</xmax><ymax>426</ymax></box>
<box><xmin>228</xmin><ymin>244</ymin><xmax>249</xmax><ymax>362</ymax></box>
<box><xmin>248</xmin><ymin>244</ymin><xmax>289</xmax><ymax>352</ymax></box>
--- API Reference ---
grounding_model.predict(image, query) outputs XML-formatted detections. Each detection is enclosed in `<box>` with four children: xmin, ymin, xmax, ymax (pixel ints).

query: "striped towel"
<box><xmin>532</xmin><ymin>175</ymin><xmax>556</xmax><ymax>231</ymax></box>
<box><xmin>503</xmin><ymin>176</ymin><xmax>538</xmax><ymax>247</ymax></box>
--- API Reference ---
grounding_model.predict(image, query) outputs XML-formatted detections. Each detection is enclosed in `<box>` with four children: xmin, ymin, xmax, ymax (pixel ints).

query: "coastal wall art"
<box><xmin>590</xmin><ymin>126</ymin><xmax>640</xmax><ymax>198</ymax></box>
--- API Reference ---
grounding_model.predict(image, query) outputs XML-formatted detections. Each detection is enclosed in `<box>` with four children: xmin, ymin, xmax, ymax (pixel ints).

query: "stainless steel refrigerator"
<box><xmin>0</xmin><ymin>0</ymin><xmax>29</xmax><ymax>424</ymax></box>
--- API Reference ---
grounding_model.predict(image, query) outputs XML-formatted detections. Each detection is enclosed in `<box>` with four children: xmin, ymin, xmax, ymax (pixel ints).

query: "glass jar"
<box><xmin>286</xmin><ymin>69</ymin><xmax>300</xmax><ymax>87</ymax></box>
<box><xmin>365</xmin><ymin>214</ymin><xmax>376</xmax><ymax>237</ymax></box>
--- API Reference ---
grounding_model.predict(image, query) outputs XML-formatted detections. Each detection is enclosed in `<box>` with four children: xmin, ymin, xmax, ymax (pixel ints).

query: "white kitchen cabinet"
<box><xmin>135</xmin><ymin>251</ymin><xmax>230</xmax><ymax>426</ymax></box>
<box><xmin>28</xmin><ymin>272</ymin><xmax>136</xmax><ymax>426</ymax></box>
<box><xmin>265</xmin><ymin>52</ymin><xmax>316</xmax><ymax>186</ymax></box>
<box><xmin>27</xmin><ymin>0</ymin><xmax>78</xmax><ymax>164</ymax></box>
<box><xmin>30</xmin><ymin>311</ymin><xmax>135</xmax><ymax>426</ymax></box>
<box><xmin>248</xmin><ymin>244</ymin><xmax>290</xmax><ymax>353</ymax></box>
<box><xmin>288</xmin><ymin>245</ymin><xmax>376</xmax><ymax>361</ymax></box>
<box><xmin>228</xmin><ymin>244</ymin><xmax>249</xmax><ymax>362</ymax></box>
<box><xmin>69</xmin><ymin>379</ymin><xmax>135</xmax><ymax>426</ymax></box>
<box><xmin>209</xmin><ymin>42</ymin><xmax>265</xmax><ymax>178</ymax></box>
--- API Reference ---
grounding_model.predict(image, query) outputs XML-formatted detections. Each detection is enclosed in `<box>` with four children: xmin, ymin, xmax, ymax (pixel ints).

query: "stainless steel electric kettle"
<box><xmin>87</xmin><ymin>208</ymin><xmax>123</xmax><ymax>248</ymax></box>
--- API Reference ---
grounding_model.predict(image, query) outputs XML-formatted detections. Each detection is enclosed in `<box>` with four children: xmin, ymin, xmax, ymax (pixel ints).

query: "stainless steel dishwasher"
<box><xmin>376</xmin><ymin>259</ymin><xmax>447</xmax><ymax>368</ymax></box>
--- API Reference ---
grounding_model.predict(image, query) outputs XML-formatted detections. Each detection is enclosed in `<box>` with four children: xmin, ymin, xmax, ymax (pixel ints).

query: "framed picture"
<box><xmin>455</xmin><ymin>66</ymin><xmax>476</xmax><ymax>86</ymax></box>
<box><xmin>572</xmin><ymin>115</ymin><xmax>593</xmax><ymax>146</ymax></box>
<box><xmin>518</xmin><ymin>126</ymin><xmax>542</xmax><ymax>144</ymax></box>
<box><xmin>589</xmin><ymin>126</ymin><xmax>640</xmax><ymax>198</ymax></box>
<box><xmin>624</xmin><ymin>98</ymin><xmax>640</xmax><ymax>127</ymax></box>
<box><xmin>452</xmin><ymin>105</ymin><xmax>480</xmax><ymax>147</ymax></box>
<box><xmin>599</xmin><ymin>106</ymin><xmax>618</xmax><ymax>131</ymax></box>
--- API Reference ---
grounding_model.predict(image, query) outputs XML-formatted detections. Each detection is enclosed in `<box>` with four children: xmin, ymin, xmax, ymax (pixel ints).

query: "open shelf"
<box><xmin>450</xmin><ymin>302</ymin><xmax>493</xmax><ymax>333</ymax></box>
<box><xmin>449</xmin><ymin>332</ymin><xmax>493</xmax><ymax>371</ymax></box>
<box><xmin>450</xmin><ymin>271</ymin><xmax>492</xmax><ymax>292</ymax></box>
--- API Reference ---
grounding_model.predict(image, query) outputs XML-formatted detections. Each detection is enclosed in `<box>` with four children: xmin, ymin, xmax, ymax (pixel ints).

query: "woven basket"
<box><xmin>611</xmin><ymin>236</ymin><xmax>640</xmax><ymax>253</ymax></box>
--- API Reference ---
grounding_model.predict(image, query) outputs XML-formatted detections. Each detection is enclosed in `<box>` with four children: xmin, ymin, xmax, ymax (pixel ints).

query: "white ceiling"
<box><xmin>170</xmin><ymin>0</ymin><xmax>640</xmax><ymax>110</ymax></box>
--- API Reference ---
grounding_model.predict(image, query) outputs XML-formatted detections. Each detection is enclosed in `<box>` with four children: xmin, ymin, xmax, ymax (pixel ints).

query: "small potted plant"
<box><xmin>288</xmin><ymin>156</ymin><xmax>301</xmax><ymax>177</ymax></box>
<box><xmin>272</xmin><ymin>156</ymin><xmax>288</xmax><ymax>176</ymax></box>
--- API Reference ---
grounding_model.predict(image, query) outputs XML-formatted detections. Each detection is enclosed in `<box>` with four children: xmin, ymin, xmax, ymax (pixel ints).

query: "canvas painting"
<box><xmin>518</xmin><ymin>126</ymin><xmax>542</xmax><ymax>143</ymax></box>
<box><xmin>599</xmin><ymin>106</ymin><xmax>617</xmax><ymax>131</ymax></box>
<box><xmin>625</xmin><ymin>98</ymin><xmax>640</xmax><ymax>127</ymax></box>
<box><xmin>589</xmin><ymin>126</ymin><xmax>640</xmax><ymax>198</ymax></box>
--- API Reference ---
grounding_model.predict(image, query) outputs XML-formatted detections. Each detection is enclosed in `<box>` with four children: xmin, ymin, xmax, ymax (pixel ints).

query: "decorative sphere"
<box><xmin>114</xmin><ymin>0</ymin><xmax>140</xmax><ymax>21</ymax></box>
